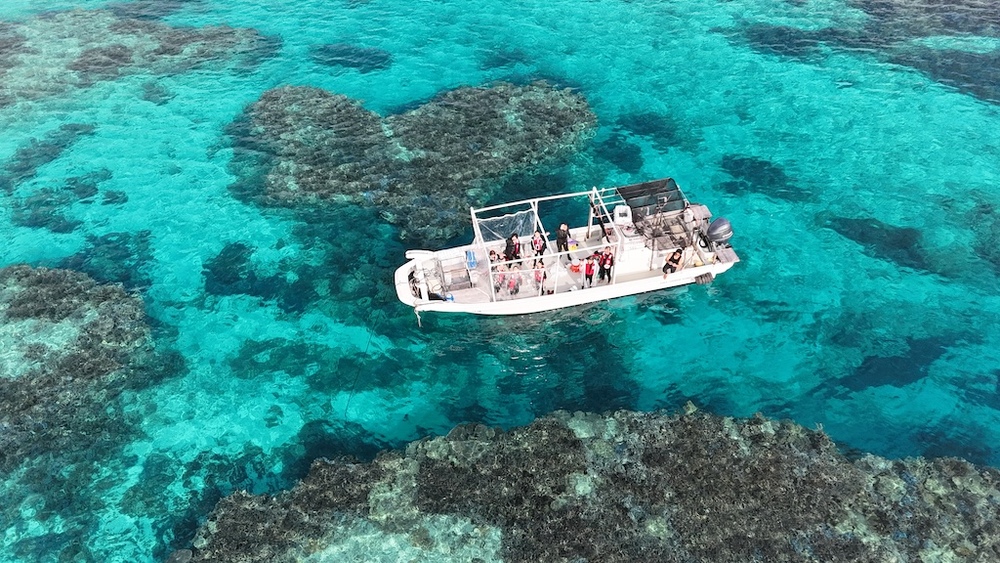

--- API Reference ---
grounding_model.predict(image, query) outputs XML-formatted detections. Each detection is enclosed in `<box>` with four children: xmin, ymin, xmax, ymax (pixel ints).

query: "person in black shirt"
<box><xmin>663</xmin><ymin>249</ymin><xmax>682</xmax><ymax>279</ymax></box>
<box><xmin>504</xmin><ymin>234</ymin><xmax>521</xmax><ymax>261</ymax></box>
<box><xmin>555</xmin><ymin>224</ymin><xmax>570</xmax><ymax>257</ymax></box>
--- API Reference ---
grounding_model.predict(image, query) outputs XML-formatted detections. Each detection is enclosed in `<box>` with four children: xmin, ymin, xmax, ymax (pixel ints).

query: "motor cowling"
<box><xmin>706</xmin><ymin>217</ymin><xmax>733</xmax><ymax>244</ymax></box>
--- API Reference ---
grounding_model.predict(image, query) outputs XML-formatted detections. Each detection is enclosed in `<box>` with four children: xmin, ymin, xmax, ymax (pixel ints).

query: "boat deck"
<box><xmin>441</xmin><ymin>225</ymin><xmax>697</xmax><ymax>304</ymax></box>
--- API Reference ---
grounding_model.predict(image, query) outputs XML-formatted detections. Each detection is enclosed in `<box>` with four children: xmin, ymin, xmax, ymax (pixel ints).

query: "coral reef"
<box><xmin>0</xmin><ymin>265</ymin><xmax>152</xmax><ymax>470</ymax></box>
<box><xmin>227</xmin><ymin>81</ymin><xmax>596</xmax><ymax>241</ymax></box>
<box><xmin>0</xmin><ymin>8</ymin><xmax>279</xmax><ymax>106</ymax></box>
<box><xmin>185</xmin><ymin>409</ymin><xmax>1000</xmax><ymax>562</ymax></box>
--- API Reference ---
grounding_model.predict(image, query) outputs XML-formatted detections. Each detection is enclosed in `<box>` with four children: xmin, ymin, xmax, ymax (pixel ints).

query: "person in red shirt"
<box><xmin>583</xmin><ymin>255</ymin><xmax>596</xmax><ymax>288</ymax></box>
<box><xmin>598</xmin><ymin>246</ymin><xmax>614</xmax><ymax>284</ymax></box>
<box><xmin>531</xmin><ymin>230</ymin><xmax>546</xmax><ymax>256</ymax></box>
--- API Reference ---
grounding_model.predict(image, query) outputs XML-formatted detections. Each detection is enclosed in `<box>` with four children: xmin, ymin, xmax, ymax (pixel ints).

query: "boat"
<box><xmin>394</xmin><ymin>178</ymin><xmax>739</xmax><ymax>319</ymax></box>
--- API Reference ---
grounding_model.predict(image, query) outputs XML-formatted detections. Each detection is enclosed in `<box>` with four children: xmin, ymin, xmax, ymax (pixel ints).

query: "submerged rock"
<box><xmin>189</xmin><ymin>410</ymin><xmax>1000</xmax><ymax>562</ymax></box>
<box><xmin>227</xmin><ymin>81</ymin><xmax>596</xmax><ymax>242</ymax></box>
<box><xmin>0</xmin><ymin>265</ymin><xmax>152</xmax><ymax>470</ymax></box>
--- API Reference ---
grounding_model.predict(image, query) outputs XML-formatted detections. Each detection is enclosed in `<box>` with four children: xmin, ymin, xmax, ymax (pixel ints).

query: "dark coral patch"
<box><xmin>838</xmin><ymin>335</ymin><xmax>955</xmax><ymax>391</ymax></box>
<box><xmin>202</xmin><ymin>242</ymin><xmax>319</xmax><ymax>313</ymax></box>
<box><xmin>741</xmin><ymin>23</ymin><xmax>824</xmax><ymax>59</ymax></box>
<box><xmin>0</xmin><ymin>9</ymin><xmax>280</xmax><ymax>105</ymax></box>
<box><xmin>11</xmin><ymin>189</ymin><xmax>83</xmax><ymax>233</ymax></box>
<box><xmin>847</xmin><ymin>0</ymin><xmax>1000</xmax><ymax>38</ymax></box>
<box><xmin>0</xmin><ymin>123</ymin><xmax>97</xmax><ymax>194</ymax></box>
<box><xmin>719</xmin><ymin>154</ymin><xmax>810</xmax><ymax>202</ymax></box>
<box><xmin>10</xmin><ymin>169</ymin><xmax>111</xmax><ymax>234</ymax></box>
<box><xmin>595</xmin><ymin>133</ymin><xmax>644</xmax><ymax>173</ymax></box>
<box><xmin>967</xmin><ymin>198</ymin><xmax>1000</xmax><ymax>274</ymax></box>
<box><xmin>0</xmin><ymin>24</ymin><xmax>30</xmax><ymax>73</ymax></box>
<box><xmin>59</xmin><ymin>230</ymin><xmax>154</xmax><ymax>290</ymax></box>
<box><xmin>615</xmin><ymin>111</ymin><xmax>684</xmax><ymax>153</ymax></box>
<box><xmin>102</xmin><ymin>190</ymin><xmax>129</xmax><ymax>205</ymax></box>
<box><xmin>141</xmin><ymin>80</ymin><xmax>175</xmax><ymax>105</ymax></box>
<box><xmin>890</xmin><ymin>47</ymin><xmax>1000</xmax><ymax>105</ymax></box>
<box><xmin>309</xmin><ymin>43</ymin><xmax>392</xmax><ymax>73</ymax></box>
<box><xmin>69</xmin><ymin>43</ymin><xmax>135</xmax><ymax>84</ymax></box>
<box><xmin>825</xmin><ymin>216</ymin><xmax>929</xmax><ymax>271</ymax></box>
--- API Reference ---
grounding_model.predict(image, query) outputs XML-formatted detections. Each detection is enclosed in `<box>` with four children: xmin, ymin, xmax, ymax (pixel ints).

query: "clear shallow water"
<box><xmin>1</xmin><ymin>0</ymin><xmax>1000</xmax><ymax>560</ymax></box>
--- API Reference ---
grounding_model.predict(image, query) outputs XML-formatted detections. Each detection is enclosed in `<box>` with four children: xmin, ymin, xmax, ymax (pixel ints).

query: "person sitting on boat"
<box><xmin>663</xmin><ymin>249</ymin><xmax>683</xmax><ymax>279</ymax></box>
<box><xmin>532</xmin><ymin>258</ymin><xmax>547</xmax><ymax>286</ymax></box>
<box><xmin>583</xmin><ymin>255</ymin><xmax>596</xmax><ymax>288</ymax></box>
<box><xmin>504</xmin><ymin>233</ymin><xmax>522</xmax><ymax>261</ymax></box>
<box><xmin>494</xmin><ymin>263</ymin><xmax>507</xmax><ymax>294</ymax></box>
<box><xmin>507</xmin><ymin>265</ymin><xmax>522</xmax><ymax>296</ymax></box>
<box><xmin>489</xmin><ymin>249</ymin><xmax>499</xmax><ymax>263</ymax></box>
<box><xmin>598</xmin><ymin>247</ymin><xmax>615</xmax><ymax>284</ymax></box>
<box><xmin>531</xmin><ymin>230</ymin><xmax>546</xmax><ymax>256</ymax></box>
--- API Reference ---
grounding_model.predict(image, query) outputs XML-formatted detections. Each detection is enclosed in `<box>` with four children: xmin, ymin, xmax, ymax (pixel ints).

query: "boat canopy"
<box><xmin>616</xmin><ymin>178</ymin><xmax>688</xmax><ymax>222</ymax></box>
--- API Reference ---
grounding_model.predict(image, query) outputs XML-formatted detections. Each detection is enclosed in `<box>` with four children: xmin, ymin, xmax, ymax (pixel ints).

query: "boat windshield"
<box><xmin>476</xmin><ymin>207</ymin><xmax>538</xmax><ymax>243</ymax></box>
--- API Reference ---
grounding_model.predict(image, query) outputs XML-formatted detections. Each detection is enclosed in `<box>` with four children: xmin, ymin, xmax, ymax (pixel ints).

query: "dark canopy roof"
<box><xmin>616</xmin><ymin>178</ymin><xmax>687</xmax><ymax>220</ymax></box>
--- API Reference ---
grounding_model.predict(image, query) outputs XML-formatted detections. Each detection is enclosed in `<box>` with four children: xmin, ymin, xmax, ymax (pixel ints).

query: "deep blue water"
<box><xmin>2</xmin><ymin>0</ymin><xmax>1000</xmax><ymax>560</ymax></box>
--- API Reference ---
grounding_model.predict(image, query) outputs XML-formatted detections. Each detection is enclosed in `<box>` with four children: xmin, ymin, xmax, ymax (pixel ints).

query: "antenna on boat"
<box><xmin>589</xmin><ymin>193</ymin><xmax>610</xmax><ymax>243</ymax></box>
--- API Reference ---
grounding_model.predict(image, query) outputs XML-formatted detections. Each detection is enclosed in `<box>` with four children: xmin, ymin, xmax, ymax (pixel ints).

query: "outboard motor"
<box><xmin>706</xmin><ymin>217</ymin><xmax>733</xmax><ymax>245</ymax></box>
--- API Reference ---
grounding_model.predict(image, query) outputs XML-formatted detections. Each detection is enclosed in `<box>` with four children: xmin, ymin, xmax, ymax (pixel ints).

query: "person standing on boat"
<box><xmin>556</xmin><ymin>224</ymin><xmax>570</xmax><ymax>256</ymax></box>
<box><xmin>663</xmin><ymin>249</ymin><xmax>682</xmax><ymax>279</ymax></box>
<box><xmin>598</xmin><ymin>246</ymin><xmax>614</xmax><ymax>284</ymax></box>
<box><xmin>504</xmin><ymin>233</ymin><xmax>522</xmax><ymax>262</ymax></box>
<box><xmin>531</xmin><ymin>230</ymin><xmax>546</xmax><ymax>256</ymax></box>
<box><xmin>583</xmin><ymin>255</ymin><xmax>596</xmax><ymax>288</ymax></box>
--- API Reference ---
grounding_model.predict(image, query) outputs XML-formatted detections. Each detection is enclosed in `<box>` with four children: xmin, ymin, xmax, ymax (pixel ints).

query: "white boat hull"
<box><xmin>392</xmin><ymin>179</ymin><xmax>739</xmax><ymax>318</ymax></box>
<box><xmin>394</xmin><ymin>256</ymin><xmax>735</xmax><ymax>316</ymax></box>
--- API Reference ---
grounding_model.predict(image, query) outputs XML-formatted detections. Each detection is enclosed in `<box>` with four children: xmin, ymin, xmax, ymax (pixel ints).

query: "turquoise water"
<box><xmin>2</xmin><ymin>0</ymin><xmax>1000</xmax><ymax>560</ymax></box>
